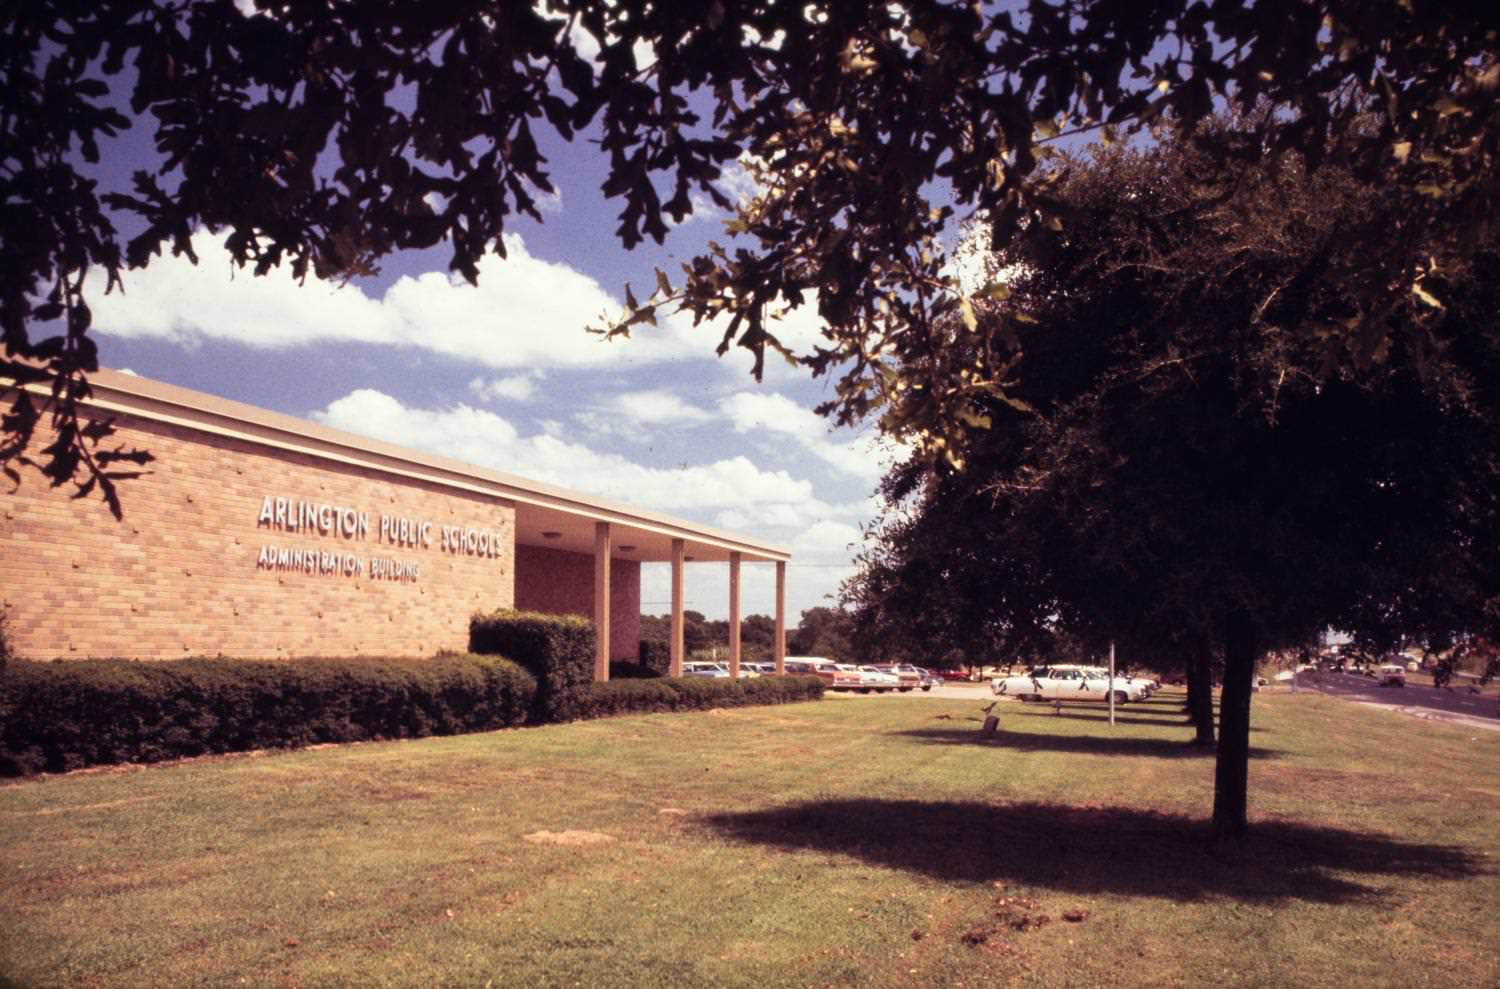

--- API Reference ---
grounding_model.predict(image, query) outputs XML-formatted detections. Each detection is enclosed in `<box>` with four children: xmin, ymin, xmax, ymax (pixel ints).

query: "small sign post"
<box><xmin>1109</xmin><ymin>642</ymin><xmax>1117</xmax><ymax>727</ymax></box>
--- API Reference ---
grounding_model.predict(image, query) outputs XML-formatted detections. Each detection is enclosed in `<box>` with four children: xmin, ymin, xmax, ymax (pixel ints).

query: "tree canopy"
<box><xmin>786</xmin><ymin>605</ymin><xmax>853</xmax><ymax>662</ymax></box>
<box><xmin>4</xmin><ymin>1</ymin><xmax>1498</xmax><ymax>513</ymax></box>
<box><xmin>638</xmin><ymin>607</ymin><xmax>849</xmax><ymax>662</ymax></box>
<box><xmin>842</xmin><ymin>127</ymin><xmax>1500</xmax><ymax>837</ymax></box>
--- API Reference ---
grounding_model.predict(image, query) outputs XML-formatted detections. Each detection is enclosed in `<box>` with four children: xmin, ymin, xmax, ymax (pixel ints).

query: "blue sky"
<box><xmin>78</xmin><ymin>86</ymin><xmax>901</xmax><ymax>623</ymax></box>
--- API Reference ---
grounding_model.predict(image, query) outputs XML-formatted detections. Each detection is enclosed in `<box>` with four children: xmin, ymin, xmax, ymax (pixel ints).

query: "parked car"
<box><xmin>683</xmin><ymin>661</ymin><xmax>731</xmax><ymax>678</ymax></box>
<box><xmin>914</xmin><ymin>667</ymin><xmax>939</xmax><ymax>691</ymax></box>
<box><xmin>938</xmin><ymin>668</ymin><xmax>977</xmax><ymax>682</ymax></box>
<box><xmin>783</xmin><ymin>657</ymin><xmax>863</xmax><ymax>691</ymax></box>
<box><xmin>872</xmin><ymin>663</ymin><xmax>924</xmax><ymax>692</ymax></box>
<box><xmin>857</xmin><ymin>665</ymin><xmax>901</xmax><ymax>692</ymax></box>
<box><xmin>1405</xmin><ymin>660</ymin><xmax>1420</xmax><ymax>672</ymax></box>
<box><xmin>1078</xmin><ymin>666</ymin><xmax>1158</xmax><ymax>696</ymax></box>
<box><xmin>990</xmin><ymin>665</ymin><xmax>1142</xmax><ymax>703</ymax></box>
<box><xmin>1376</xmin><ymin>663</ymin><xmax>1407</xmax><ymax>687</ymax></box>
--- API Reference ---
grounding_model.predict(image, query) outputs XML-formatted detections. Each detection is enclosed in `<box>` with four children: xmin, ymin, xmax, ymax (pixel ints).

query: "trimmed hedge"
<box><xmin>637</xmin><ymin>638</ymin><xmax>670</xmax><ymax>676</ymax></box>
<box><xmin>469</xmin><ymin>609</ymin><xmax>594</xmax><ymax>722</ymax></box>
<box><xmin>578</xmin><ymin>674</ymin><xmax>825</xmax><ymax>719</ymax></box>
<box><xmin>0</xmin><ymin>654</ymin><xmax>536</xmax><ymax>777</ymax></box>
<box><xmin>608</xmin><ymin>660</ymin><xmax>662</xmax><ymax>680</ymax></box>
<box><xmin>0</xmin><ymin>611</ymin><xmax>827</xmax><ymax>776</ymax></box>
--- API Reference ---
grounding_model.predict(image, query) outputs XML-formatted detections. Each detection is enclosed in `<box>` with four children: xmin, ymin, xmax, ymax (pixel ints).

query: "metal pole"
<box><xmin>1109</xmin><ymin>642</ymin><xmax>1116</xmax><ymax>726</ymax></box>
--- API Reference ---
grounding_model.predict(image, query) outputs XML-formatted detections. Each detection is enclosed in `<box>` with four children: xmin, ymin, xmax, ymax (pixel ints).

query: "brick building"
<box><xmin>1</xmin><ymin>369</ymin><xmax>791</xmax><ymax>678</ymax></box>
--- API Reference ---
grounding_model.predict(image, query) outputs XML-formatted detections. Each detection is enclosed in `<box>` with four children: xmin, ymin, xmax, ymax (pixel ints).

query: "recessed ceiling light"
<box><xmin>619</xmin><ymin>544</ymin><xmax>636</xmax><ymax>552</ymax></box>
<box><xmin>541</xmin><ymin>531</ymin><xmax>562</xmax><ymax>540</ymax></box>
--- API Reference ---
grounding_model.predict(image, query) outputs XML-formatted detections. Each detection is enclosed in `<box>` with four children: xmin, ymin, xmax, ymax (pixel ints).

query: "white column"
<box><xmin>670</xmin><ymin>538</ymin><xmax>685</xmax><ymax>677</ymax></box>
<box><xmin>594</xmin><ymin>521</ymin><xmax>611</xmax><ymax>682</ymax></box>
<box><xmin>774</xmin><ymin>560</ymin><xmax>787</xmax><ymax>674</ymax></box>
<box><xmin>728</xmin><ymin>551</ymin><xmax>742</xmax><ymax>678</ymax></box>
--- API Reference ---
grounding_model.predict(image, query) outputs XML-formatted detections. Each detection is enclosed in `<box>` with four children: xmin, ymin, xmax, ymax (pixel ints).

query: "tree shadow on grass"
<box><xmin>700</xmin><ymin>798</ymin><xmax>1486</xmax><ymax>904</ymax></box>
<box><xmin>892</xmin><ymin>726</ymin><xmax>1283</xmax><ymax>760</ymax></box>
<box><xmin>1014</xmin><ymin>705</ymin><xmax>1263</xmax><ymax>731</ymax></box>
<box><xmin>1016</xmin><ymin>709</ymin><xmax>1207</xmax><ymax>728</ymax></box>
<box><xmin>1135</xmin><ymin>697</ymin><xmax>1215</xmax><ymax>712</ymax></box>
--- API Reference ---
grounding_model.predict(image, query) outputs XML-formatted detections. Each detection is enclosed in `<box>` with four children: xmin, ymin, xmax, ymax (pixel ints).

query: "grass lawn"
<box><xmin>2</xmin><ymin>688</ymin><xmax>1497</xmax><ymax>988</ymax></box>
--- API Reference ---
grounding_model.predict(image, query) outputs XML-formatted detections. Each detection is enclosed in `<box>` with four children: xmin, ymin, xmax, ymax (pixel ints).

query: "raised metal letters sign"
<box><xmin>253</xmin><ymin>495</ymin><xmax>506</xmax><ymax>582</ymax></box>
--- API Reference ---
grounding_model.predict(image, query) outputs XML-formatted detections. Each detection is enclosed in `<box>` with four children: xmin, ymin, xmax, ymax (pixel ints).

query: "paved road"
<box><xmin>1290</xmin><ymin>669</ymin><xmax>1499</xmax><ymax>722</ymax></box>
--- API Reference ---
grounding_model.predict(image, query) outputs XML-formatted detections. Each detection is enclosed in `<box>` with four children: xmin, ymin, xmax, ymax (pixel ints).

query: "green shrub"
<box><xmin>608</xmin><ymin>660</ymin><xmax>661</xmax><ymax>679</ymax></box>
<box><xmin>469</xmin><ymin>610</ymin><xmax>594</xmax><ymax>721</ymax></box>
<box><xmin>0</xmin><ymin>654</ymin><xmax>536</xmax><ymax>777</ymax></box>
<box><xmin>581</xmin><ymin>679</ymin><xmax>681</xmax><ymax>717</ymax></box>
<box><xmin>637</xmin><ymin>638</ymin><xmax>671</xmax><ymax>676</ymax></box>
<box><xmin>576</xmin><ymin>674</ymin><xmax>825</xmax><ymax>719</ymax></box>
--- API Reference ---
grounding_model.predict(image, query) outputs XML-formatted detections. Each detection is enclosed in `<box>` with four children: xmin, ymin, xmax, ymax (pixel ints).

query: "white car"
<box><xmin>990</xmin><ymin>665</ymin><xmax>1143</xmax><ymax>703</ymax></box>
<box><xmin>1376</xmin><ymin>663</ymin><xmax>1407</xmax><ymax>687</ymax></box>
<box><xmin>683</xmin><ymin>661</ymin><xmax>731</xmax><ymax>678</ymax></box>
<box><xmin>833</xmin><ymin>663</ymin><xmax>894</xmax><ymax>693</ymax></box>
<box><xmin>1078</xmin><ymin>665</ymin><xmax>1158</xmax><ymax>696</ymax></box>
<box><xmin>857</xmin><ymin>665</ymin><xmax>901</xmax><ymax>691</ymax></box>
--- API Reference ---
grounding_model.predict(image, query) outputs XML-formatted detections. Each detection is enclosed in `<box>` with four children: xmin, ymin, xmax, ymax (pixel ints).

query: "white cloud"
<box><xmin>719</xmin><ymin>391</ymin><xmax>891</xmax><ymax>484</ymax></box>
<box><xmin>86</xmin><ymin>236</ymin><xmax>401</xmax><ymax>350</ymax></box>
<box><xmin>572</xmin><ymin>389</ymin><xmax>713</xmax><ymax>444</ymax></box>
<box><xmin>715</xmin><ymin>157</ymin><xmax>765</xmax><ymax>209</ymax></box>
<box><xmin>795</xmin><ymin>518</ymin><xmax>866</xmax><ymax>566</ymax></box>
<box><xmin>86</xmin><ymin>230</ymin><xmax>705</xmax><ymax>371</ymax></box>
<box><xmin>565</xmin><ymin>17</ymin><xmax>656</xmax><ymax>74</ymax></box>
<box><xmin>534</xmin><ymin>186</ymin><xmax>564</xmax><ymax>215</ymax></box>
<box><xmin>469</xmin><ymin>371</ymin><xmax>544</xmax><ymax>402</ymax></box>
<box><xmin>716</xmin><ymin>502</ymin><xmax>830</xmax><ymax>530</ymax></box>
<box><xmin>307</xmin><ymin>388</ymin><xmax>880</xmax><ymax>623</ymax></box>
<box><xmin>85</xmin><ymin>227</ymin><xmax>848</xmax><ymax>395</ymax></box>
<box><xmin>608</xmin><ymin>389</ymin><xmax>714</xmax><ymax>425</ymax></box>
<box><xmin>309</xmin><ymin>388</ymin><xmax>823</xmax><ymax>518</ymax></box>
<box><xmin>637</xmin><ymin>518</ymin><xmax>865</xmax><ymax>623</ymax></box>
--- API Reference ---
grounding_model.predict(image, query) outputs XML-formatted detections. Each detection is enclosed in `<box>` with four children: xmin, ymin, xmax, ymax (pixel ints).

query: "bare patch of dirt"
<box><xmin>522</xmin><ymin>830</ymin><xmax>616</xmax><ymax>846</ymax></box>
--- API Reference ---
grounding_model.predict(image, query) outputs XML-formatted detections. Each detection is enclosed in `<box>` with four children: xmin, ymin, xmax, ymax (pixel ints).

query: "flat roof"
<box><xmin>13</xmin><ymin>367</ymin><xmax>792</xmax><ymax>565</ymax></box>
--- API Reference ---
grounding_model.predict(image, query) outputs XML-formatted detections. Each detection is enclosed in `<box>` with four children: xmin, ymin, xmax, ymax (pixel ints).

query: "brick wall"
<box><xmin>513</xmin><ymin>543</ymin><xmax>641</xmax><ymax>661</ymax></box>
<box><xmin>1</xmin><ymin>413</ymin><xmax>515</xmax><ymax>660</ymax></box>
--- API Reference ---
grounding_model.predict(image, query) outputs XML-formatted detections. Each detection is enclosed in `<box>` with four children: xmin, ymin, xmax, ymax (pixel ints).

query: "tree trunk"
<box><xmin>1188</xmin><ymin>652</ymin><xmax>1215</xmax><ymax>747</ymax></box>
<box><xmin>1212</xmin><ymin>610</ymin><xmax>1257</xmax><ymax>842</ymax></box>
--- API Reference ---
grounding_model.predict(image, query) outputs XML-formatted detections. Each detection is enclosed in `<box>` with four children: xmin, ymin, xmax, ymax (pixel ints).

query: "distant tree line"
<box><xmin>640</xmin><ymin>606</ymin><xmax>857</xmax><ymax>664</ymax></box>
